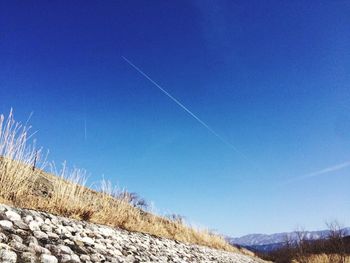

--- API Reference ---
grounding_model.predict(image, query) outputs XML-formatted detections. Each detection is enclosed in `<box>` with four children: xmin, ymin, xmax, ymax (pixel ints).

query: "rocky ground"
<box><xmin>0</xmin><ymin>204</ymin><xmax>264</xmax><ymax>263</ymax></box>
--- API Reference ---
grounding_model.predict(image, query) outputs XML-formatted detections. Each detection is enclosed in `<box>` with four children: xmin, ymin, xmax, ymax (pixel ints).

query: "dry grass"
<box><xmin>0</xmin><ymin>110</ymin><xmax>240</xmax><ymax>253</ymax></box>
<box><xmin>0</xmin><ymin>110</ymin><xmax>44</xmax><ymax>201</ymax></box>
<box><xmin>292</xmin><ymin>254</ymin><xmax>350</xmax><ymax>263</ymax></box>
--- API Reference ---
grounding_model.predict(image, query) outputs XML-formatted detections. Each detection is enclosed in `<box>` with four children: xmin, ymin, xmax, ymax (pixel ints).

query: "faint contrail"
<box><xmin>304</xmin><ymin>161</ymin><xmax>350</xmax><ymax>178</ymax></box>
<box><xmin>284</xmin><ymin>160</ymin><xmax>350</xmax><ymax>184</ymax></box>
<box><xmin>122</xmin><ymin>56</ymin><xmax>245</xmax><ymax>157</ymax></box>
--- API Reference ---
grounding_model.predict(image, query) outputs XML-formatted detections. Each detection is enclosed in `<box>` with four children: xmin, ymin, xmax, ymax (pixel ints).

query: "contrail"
<box><xmin>304</xmin><ymin>161</ymin><xmax>350</xmax><ymax>178</ymax></box>
<box><xmin>122</xmin><ymin>56</ymin><xmax>245</xmax><ymax>157</ymax></box>
<box><xmin>284</xmin><ymin>160</ymin><xmax>350</xmax><ymax>184</ymax></box>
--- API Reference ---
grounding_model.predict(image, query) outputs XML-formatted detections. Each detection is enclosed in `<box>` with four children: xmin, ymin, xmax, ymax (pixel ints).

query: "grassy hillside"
<box><xmin>0</xmin><ymin>110</ymin><xmax>243</xmax><ymax>253</ymax></box>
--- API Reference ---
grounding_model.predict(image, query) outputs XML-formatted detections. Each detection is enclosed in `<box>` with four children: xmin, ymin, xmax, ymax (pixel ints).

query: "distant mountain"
<box><xmin>228</xmin><ymin>228</ymin><xmax>350</xmax><ymax>252</ymax></box>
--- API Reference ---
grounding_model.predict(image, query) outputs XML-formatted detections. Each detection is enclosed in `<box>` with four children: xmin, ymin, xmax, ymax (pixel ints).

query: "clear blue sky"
<box><xmin>1</xmin><ymin>1</ymin><xmax>350</xmax><ymax>237</ymax></box>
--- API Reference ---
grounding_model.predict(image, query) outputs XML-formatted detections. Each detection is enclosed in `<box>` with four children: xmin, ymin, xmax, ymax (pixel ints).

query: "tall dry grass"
<box><xmin>0</xmin><ymin>110</ymin><xmax>238</xmax><ymax>253</ymax></box>
<box><xmin>0</xmin><ymin>110</ymin><xmax>43</xmax><ymax>201</ymax></box>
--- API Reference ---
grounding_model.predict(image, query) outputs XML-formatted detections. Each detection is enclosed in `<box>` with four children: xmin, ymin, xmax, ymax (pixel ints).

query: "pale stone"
<box><xmin>5</xmin><ymin>210</ymin><xmax>21</xmax><ymax>221</ymax></box>
<box><xmin>41</xmin><ymin>224</ymin><xmax>52</xmax><ymax>232</ymax></box>
<box><xmin>98</xmin><ymin>227</ymin><xmax>114</xmax><ymax>237</ymax></box>
<box><xmin>35</xmin><ymin>216</ymin><xmax>44</xmax><ymax>224</ymax></box>
<box><xmin>10</xmin><ymin>234</ymin><xmax>23</xmax><ymax>243</ymax></box>
<box><xmin>0</xmin><ymin>250</ymin><xmax>17</xmax><ymax>263</ymax></box>
<box><xmin>82</xmin><ymin>236</ymin><xmax>94</xmax><ymax>245</ymax></box>
<box><xmin>65</xmin><ymin>226</ymin><xmax>75</xmax><ymax>233</ymax></box>
<box><xmin>47</xmin><ymin>231</ymin><xmax>59</xmax><ymax>239</ymax></box>
<box><xmin>80</xmin><ymin>254</ymin><xmax>90</xmax><ymax>261</ymax></box>
<box><xmin>40</xmin><ymin>254</ymin><xmax>58</xmax><ymax>263</ymax></box>
<box><xmin>13</xmin><ymin>220</ymin><xmax>29</xmax><ymax>230</ymax></box>
<box><xmin>27</xmin><ymin>236</ymin><xmax>38</xmax><ymax>245</ymax></box>
<box><xmin>9</xmin><ymin>240</ymin><xmax>28</xmax><ymax>251</ymax></box>
<box><xmin>24</xmin><ymin>215</ymin><xmax>34</xmax><ymax>224</ymax></box>
<box><xmin>0</xmin><ymin>243</ymin><xmax>11</xmax><ymax>250</ymax></box>
<box><xmin>57</xmin><ymin>244</ymin><xmax>73</xmax><ymax>254</ymax></box>
<box><xmin>0</xmin><ymin>220</ymin><xmax>13</xmax><ymax>230</ymax></box>
<box><xmin>63</xmin><ymin>238</ymin><xmax>74</xmax><ymax>245</ymax></box>
<box><xmin>29</xmin><ymin>221</ymin><xmax>41</xmax><ymax>231</ymax></box>
<box><xmin>70</xmin><ymin>254</ymin><xmax>81</xmax><ymax>263</ymax></box>
<box><xmin>60</xmin><ymin>254</ymin><xmax>71</xmax><ymax>262</ymax></box>
<box><xmin>125</xmin><ymin>254</ymin><xmax>136</xmax><ymax>263</ymax></box>
<box><xmin>33</xmin><ymin>230</ymin><xmax>49</xmax><ymax>240</ymax></box>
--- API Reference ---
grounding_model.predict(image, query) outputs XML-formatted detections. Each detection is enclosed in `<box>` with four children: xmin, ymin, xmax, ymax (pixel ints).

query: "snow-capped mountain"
<box><xmin>228</xmin><ymin>228</ymin><xmax>350</xmax><ymax>252</ymax></box>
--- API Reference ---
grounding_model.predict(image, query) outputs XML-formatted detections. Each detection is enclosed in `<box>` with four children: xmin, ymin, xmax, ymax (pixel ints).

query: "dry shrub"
<box><xmin>0</xmin><ymin>110</ymin><xmax>239</xmax><ymax>253</ymax></box>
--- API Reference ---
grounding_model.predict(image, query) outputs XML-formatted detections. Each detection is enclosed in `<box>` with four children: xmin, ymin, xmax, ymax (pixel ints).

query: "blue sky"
<box><xmin>1</xmin><ymin>1</ymin><xmax>350</xmax><ymax>237</ymax></box>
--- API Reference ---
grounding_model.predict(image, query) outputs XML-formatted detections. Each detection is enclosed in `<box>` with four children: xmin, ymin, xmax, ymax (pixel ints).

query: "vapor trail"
<box><xmin>122</xmin><ymin>56</ymin><xmax>245</xmax><ymax>157</ymax></box>
<box><xmin>304</xmin><ymin>161</ymin><xmax>350</xmax><ymax>178</ymax></box>
<box><xmin>284</xmin><ymin>160</ymin><xmax>350</xmax><ymax>184</ymax></box>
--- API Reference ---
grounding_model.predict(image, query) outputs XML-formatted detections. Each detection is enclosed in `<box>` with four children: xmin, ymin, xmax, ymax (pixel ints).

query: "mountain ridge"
<box><xmin>227</xmin><ymin>228</ymin><xmax>350</xmax><ymax>252</ymax></box>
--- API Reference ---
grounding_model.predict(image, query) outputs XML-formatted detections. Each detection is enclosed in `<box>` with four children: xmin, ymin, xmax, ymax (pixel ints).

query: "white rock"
<box><xmin>60</xmin><ymin>254</ymin><xmax>71</xmax><ymax>262</ymax></box>
<box><xmin>29</xmin><ymin>221</ymin><xmax>41</xmax><ymax>231</ymax></box>
<box><xmin>47</xmin><ymin>232</ymin><xmax>59</xmax><ymax>239</ymax></box>
<box><xmin>94</xmin><ymin>242</ymin><xmax>106</xmax><ymax>252</ymax></box>
<box><xmin>34</xmin><ymin>230</ymin><xmax>49</xmax><ymax>240</ymax></box>
<box><xmin>27</xmin><ymin>236</ymin><xmax>38</xmax><ymax>245</ymax></box>
<box><xmin>63</xmin><ymin>239</ymin><xmax>74</xmax><ymax>245</ymax></box>
<box><xmin>0</xmin><ymin>243</ymin><xmax>11</xmax><ymax>250</ymax></box>
<box><xmin>8</xmin><ymin>240</ymin><xmax>27</xmax><ymax>252</ymax></box>
<box><xmin>24</xmin><ymin>215</ymin><xmax>34</xmax><ymax>224</ymax></box>
<box><xmin>13</xmin><ymin>220</ymin><xmax>29</xmax><ymax>230</ymax></box>
<box><xmin>90</xmin><ymin>253</ymin><xmax>105</xmax><ymax>262</ymax></box>
<box><xmin>65</xmin><ymin>226</ymin><xmax>74</xmax><ymax>233</ymax></box>
<box><xmin>70</xmin><ymin>254</ymin><xmax>81</xmax><ymax>263</ymax></box>
<box><xmin>125</xmin><ymin>255</ymin><xmax>136</xmax><ymax>263</ymax></box>
<box><xmin>35</xmin><ymin>216</ymin><xmax>44</xmax><ymax>224</ymax></box>
<box><xmin>41</xmin><ymin>224</ymin><xmax>52</xmax><ymax>232</ymax></box>
<box><xmin>81</xmin><ymin>236</ymin><xmax>94</xmax><ymax>245</ymax></box>
<box><xmin>50</xmin><ymin>216</ymin><xmax>58</xmax><ymax>225</ymax></box>
<box><xmin>5</xmin><ymin>210</ymin><xmax>21</xmax><ymax>221</ymax></box>
<box><xmin>0</xmin><ymin>250</ymin><xmax>17</xmax><ymax>263</ymax></box>
<box><xmin>80</xmin><ymin>254</ymin><xmax>90</xmax><ymax>261</ymax></box>
<box><xmin>40</xmin><ymin>254</ymin><xmax>58</xmax><ymax>263</ymax></box>
<box><xmin>98</xmin><ymin>227</ymin><xmax>114</xmax><ymax>237</ymax></box>
<box><xmin>57</xmin><ymin>244</ymin><xmax>73</xmax><ymax>255</ymax></box>
<box><xmin>0</xmin><ymin>220</ymin><xmax>13</xmax><ymax>230</ymax></box>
